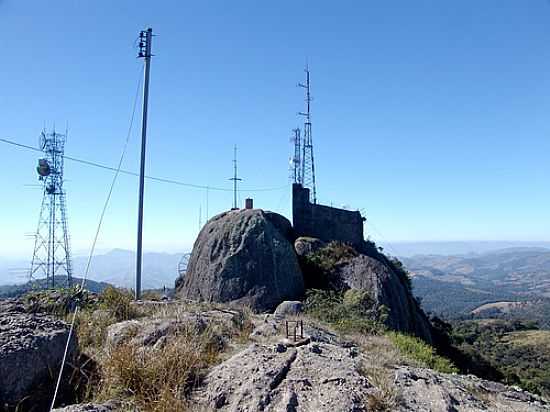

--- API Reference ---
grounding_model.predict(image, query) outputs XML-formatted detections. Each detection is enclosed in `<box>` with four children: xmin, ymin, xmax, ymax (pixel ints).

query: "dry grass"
<box><xmin>354</xmin><ymin>335</ymin><xmax>403</xmax><ymax>411</ymax></box>
<box><xmin>96</xmin><ymin>328</ymin><xmax>220</xmax><ymax>411</ymax></box>
<box><xmin>72</xmin><ymin>300</ymin><xmax>255</xmax><ymax>412</ymax></box>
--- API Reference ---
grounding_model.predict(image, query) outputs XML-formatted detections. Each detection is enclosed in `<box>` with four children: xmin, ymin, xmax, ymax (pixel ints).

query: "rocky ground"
<box><xmin>2</xmin><ymin>295</ymin><xmax>549</xmax><ymax>412</ymax></box>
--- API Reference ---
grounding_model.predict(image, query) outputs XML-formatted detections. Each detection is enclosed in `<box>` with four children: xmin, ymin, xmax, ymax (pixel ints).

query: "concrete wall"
<box><xmin>292</xmin><ymin>183</ymin><xmax>365</xmax><ymax>247</ymax></box>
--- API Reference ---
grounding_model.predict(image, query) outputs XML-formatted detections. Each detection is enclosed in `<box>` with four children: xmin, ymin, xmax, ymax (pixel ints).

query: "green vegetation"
<box><xmin>450</xmin><ymin>319</ymin><xmax>550</xmax><ymax>397</ymax></box>
<box><xmin>0</xmin><ymin>276</ymin><xmax>110</xmax><ymax>298</ymax></box>
<box><xmin>23</xmin><ymin>286</ymin><xmax>98</xmax><ymax>316</ymax></box>
<box><xmin>299</xmin><ymin>241</ymin><xmax>358</xmax><ymax>289</ymax></box>
<box><xmin>387</xmin><ymin>332</ymin><xmax>458</xmax><ymax>374</ymax></box>
<box><xmin>304</xmin><ymin>288</ymin><xmax>387</xmax><ymax>335</ymax></box>
<box><xmin>98</xmin><ymin>286</ymin><xmax>140</xmax><ymax>322</ymax></box>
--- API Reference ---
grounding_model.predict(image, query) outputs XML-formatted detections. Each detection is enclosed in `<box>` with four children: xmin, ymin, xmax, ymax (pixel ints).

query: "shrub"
<box><xmin>24</xmin><ymin>287</ymin><xmax>98</xmax><ymax>317</ymax></box>
<box><xmin>300</xmin><ymin>242</ymin><xmax>358</xmax><ymax>289</ymax></box>
<box><xmin>387</xmin><ymin>332</ymin><xmax>458</xmax><ymax>374</ymax></box>
<box><xmin>76</xmin><ymin>308</ymin><xmax>117</xmax><ymax>349</ymax></box>
<box><xmin>305</xmin><ymin>289</ymin><xmax>385</xmax><ymax>335</ymax></box>
<box><xmin>99</xmin><ymin>286</ymin><xmax>139</xmax><ymax>322</ymax></box>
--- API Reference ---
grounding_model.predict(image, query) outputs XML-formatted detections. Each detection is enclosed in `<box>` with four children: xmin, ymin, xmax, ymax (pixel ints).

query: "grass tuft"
<box><xmin>387</xmin><ymin>332</ymin><xmax>458</xmax><ymax>374</ymax></box>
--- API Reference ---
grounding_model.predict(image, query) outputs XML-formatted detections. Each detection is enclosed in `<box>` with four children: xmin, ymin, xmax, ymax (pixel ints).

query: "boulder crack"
<box><xmin>269</xmin><ymin>349</ymin><xmax>298</xmax><ymax>391</ymax></box>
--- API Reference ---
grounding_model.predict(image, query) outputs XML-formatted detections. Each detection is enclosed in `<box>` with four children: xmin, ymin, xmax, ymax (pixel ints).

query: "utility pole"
<box><xmin>135</xmin><ymin>28</ymin><xmax>153</xmax><ymax>300</ymax></box>
<box><xmin>229</xmin><ymin>145</ymin><xmax>242</xmax><ymax>209</ymax></box>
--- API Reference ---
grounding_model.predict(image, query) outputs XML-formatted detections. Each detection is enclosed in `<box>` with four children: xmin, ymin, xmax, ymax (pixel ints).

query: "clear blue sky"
<box><xmin>2</xmin><ymin>0</ymin><xmax>550</xmax><ymax>258</ymax></box>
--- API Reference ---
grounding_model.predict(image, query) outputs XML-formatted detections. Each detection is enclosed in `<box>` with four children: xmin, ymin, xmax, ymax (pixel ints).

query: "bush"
<box><xmin>300</xmin><ymin>242</ymin><xmax>358</xmax><ymax>289</ymax></box>
<box><xmin>305</xmin><ymin>289</ymin><xmax>385</xmax><ymax>335</ymax></box>
<box><xmin>387</xmin><ymin>332</ymin><xmax>458</xmax><ymax>374</ymax></box>
<box><xmin>24</xmin><ymin>287</ymin><xmax>98</xmax><ymax>317</ymax></box>
<box><xmin>99</xmin><ymin>286</ymin><xmax>139</xmax><ymax>322</ymax></box>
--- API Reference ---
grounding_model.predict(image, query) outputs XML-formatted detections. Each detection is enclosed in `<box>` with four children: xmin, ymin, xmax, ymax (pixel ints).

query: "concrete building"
<box><xmin>292</xmin><ymin>183</ymin><xmax>365</xmax><ymax>247</ymax></box>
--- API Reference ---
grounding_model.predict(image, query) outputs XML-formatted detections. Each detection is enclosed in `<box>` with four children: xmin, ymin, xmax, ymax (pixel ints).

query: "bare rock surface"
<box><xmin>176</xmin><ymin>209</ymin><xmax>304</xmax><ymax>312</ymax></box>
<box><xmin>106</xmin><ymin>309</ymin><xmax>238</xmax><ymax>348</ymax></box>
<box><xmin>394</xmin><ymin>366</ymin><xmax>550</xmax><ymax>412</ymax></box>
<box><xmin>194</xmin><ymin>341</ymin><xmax>371</xmax><ymax>411</ymax></box>
<box><xmin>0</xmin><ymin>309</ymin><xmax>77</xmax><ymax>408</ymax></box>
<box><xmin>336</xmin><ymin>255</ymin><xmax>433</xmax><ymax>342</ymax></box>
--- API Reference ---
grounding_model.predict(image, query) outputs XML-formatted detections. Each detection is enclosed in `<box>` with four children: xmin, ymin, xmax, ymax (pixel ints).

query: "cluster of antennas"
<box><xmin>290</xmin><ymin>67</ymin><xmax>317</xmax><ymax>204</ymax></box>
<box><xmin>137</xmin><ymin>28</ymin><xmax>152</xmax><ymax>58</ymax></box>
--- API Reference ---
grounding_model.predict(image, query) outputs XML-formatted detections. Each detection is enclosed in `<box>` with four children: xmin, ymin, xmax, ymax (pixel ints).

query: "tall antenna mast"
<box><xmin>298</xmin><ymin>65</ymin><xmax>317</xmax><ymax>203</ymax></box>
<box><xmin>29</xmin><ymin>128</ymin><xmax>73</xmax><ymax>288</ymax></box>
<box><xmin>291</xmin><ymin>128</ymin><xmax>302</xmax><ymax>184</ymax></box>
<box><xmin>135</xmin><ymin>27</ymin><xmax>153</xmax><ymax>300</ymax></box>
<box><xmin>229</xmin><ymin>145</ymin><xmax>242</xmax><ymax>209</ymax></box>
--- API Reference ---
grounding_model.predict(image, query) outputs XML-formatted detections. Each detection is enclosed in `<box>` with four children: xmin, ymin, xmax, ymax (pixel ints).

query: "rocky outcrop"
<box><xmin>105</xmin><ymin>309</ymin><xmax>239</xmax><ymax>349</ymax></box>
<box><xmin>336</xmin><ymin>255</ymin><xmax>433</xmax><ymax>342</ymax></box>
<box><xmin>194</xmin><ymin>341</ymin><xmax>372</xmax><ymax>411</ymax></box>
<box><xmin>294</xmin><ymin>236</ymin><xmax>326</xmax><ymax>257</ymax></box>
<box><xmin>0</xmin><ymin>309</ymin><xmax>78</xmax><ymax>409</ymax></box>
<box><xmin>395</xmin><ymin>366</ymin><xmax>550</xmax><ymax>412</ymax></box>
<box><xmin>177</xmin><ymin>209</ymin><xmax>304</xmax><ymax>312</ymax></box>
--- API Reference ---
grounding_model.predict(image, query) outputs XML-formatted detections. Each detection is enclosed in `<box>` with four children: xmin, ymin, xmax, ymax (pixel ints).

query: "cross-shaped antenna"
<box><xmin>229</xmin><ymin>145</ymin><xmax>243</xmax><ymax>209</ymax></box>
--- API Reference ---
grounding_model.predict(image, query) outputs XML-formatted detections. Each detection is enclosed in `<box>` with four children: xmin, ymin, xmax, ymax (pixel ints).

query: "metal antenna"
<box><xmin>29</xmin><ymin>128</ymin><xmax>73</xmax><ymax>288</ymax></box>
<box><xmin>291</xmin><ymin>128</ymin><xmax>302</xmax><ymax>184</ymax></box>
<box><xmin>135</xmin><ymin>27</ymin><xmax>153</xmax><ymax>300</ymax></box>
<box><xmin>229</xmin><ymin>145</ymin><xmax>242</xmax><ymax>209</ymax></box>
<box><xmin>298</xmin><ymin>65</ymin><xmax>317</xmax><ymax>203</ymax></box>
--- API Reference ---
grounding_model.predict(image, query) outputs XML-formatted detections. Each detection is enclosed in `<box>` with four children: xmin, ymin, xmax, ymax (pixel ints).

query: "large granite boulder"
<box><xmin>335</xmin><ymin>254</ymin><xmax>433</xmax><ymax>342</ymax></box>
<box><xmin>294</xmin><ymin>236</ymin><xmax>326</xmax><ymax>257</ymax></box>
<box><xmin>176</xmin><ymin>209</ymin><xmax>304</xmax><ymax>312</ymax></box>
<box><xmin>0</xmin><ymin>309</ymin><xmax>78</xmax><ymax>409</ymax></box>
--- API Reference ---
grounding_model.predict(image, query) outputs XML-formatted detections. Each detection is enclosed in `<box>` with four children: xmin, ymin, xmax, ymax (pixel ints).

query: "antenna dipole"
<box><xmin>135</xmin><ymin>27</ymin><xmax>153</xmax><ymax>300</ymax></box>
<box><xmin>229</xmin><ymin>145</ymin><xmax>242</xmax><ymax>209</ymax></box>
<box><xmin>298</xmin><ymin>65</ymin><xmax>317</xmax><ymax>204</ymax></box>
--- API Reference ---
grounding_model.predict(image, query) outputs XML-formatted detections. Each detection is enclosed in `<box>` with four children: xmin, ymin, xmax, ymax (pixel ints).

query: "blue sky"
<box><xmin>2</xmin><ymin>1</ymin><xmax>550</xmax><ymax>259</ymax></box>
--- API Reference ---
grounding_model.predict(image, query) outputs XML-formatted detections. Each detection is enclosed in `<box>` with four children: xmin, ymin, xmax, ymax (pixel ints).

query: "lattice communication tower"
<box><xmin>29</xmin><ymin>128</ymin><xmax>73</xmax><ymax>288</ymax></box>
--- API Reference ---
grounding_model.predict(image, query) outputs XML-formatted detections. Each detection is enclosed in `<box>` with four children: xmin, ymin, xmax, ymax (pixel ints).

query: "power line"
<box><xmin>0</xmin><ymin>137</ymin><xmax>288</xmax><ymax>193</ymax></box>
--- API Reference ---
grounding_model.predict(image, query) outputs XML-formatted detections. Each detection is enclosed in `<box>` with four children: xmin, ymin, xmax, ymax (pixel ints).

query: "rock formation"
<box><xmin>336</xmin><ymin>254</ymin><xmax>433</xmax><ymax>342</ymax></box>
<box><xmin>0</xmin><ymin>307</ymin><xmax>78</xmax><ymax>409</ymax></box>
<box><xmin>176</xmin><ymin>209</ymin><xmax>304</xmax><ymax>312</ymax></box>
<box><xmin>294</xmin><ymin>236</ymin><xmax>326</xmax><ymax>257</ymax></box>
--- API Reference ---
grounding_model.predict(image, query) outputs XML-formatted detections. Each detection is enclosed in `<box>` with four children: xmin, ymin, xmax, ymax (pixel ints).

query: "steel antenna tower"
<box><xmin>298</xmin><ymin>65</ymin><xmax>317</xmax><ymax>203</ymax></box>
<box><xmin>291</xmin><ymin>128</ymin><xmax>302</xmax><ymax>184</ymax></box>
<box><xmin>229</xmin><ymin>145</ymin><xmax>242</xmax><ymax>209</ymax></box>
<box><xmin>135</xmin><ymin>27</ymin><xmax>153</xmax><ymax>300</ymax></box>
<box><xmin>29</xmin><ymin>127</ymin><xmax>73</xmax><ymax>288</ymax></box>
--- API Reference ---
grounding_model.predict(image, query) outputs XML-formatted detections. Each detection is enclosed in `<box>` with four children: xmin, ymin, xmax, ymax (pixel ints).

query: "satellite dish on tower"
<box><xmin>37</xmin><ymin>159</ymin><xmax>51</xmax><ymax>178</ymax></box>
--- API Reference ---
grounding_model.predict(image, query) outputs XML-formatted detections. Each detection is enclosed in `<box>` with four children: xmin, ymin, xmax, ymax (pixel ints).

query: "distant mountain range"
<box><xmin>0</xmin><ymin>249</ymin><xmax>185</xmax><ymax>289</ymax></box>
<box><xmin>0</xmin><ymin>276</ymin><xmax>112</xmax><ymax>298</ymax></box>
<box><xmin>405</xmin><ymin>247</ymin><xmax>550</xmax><ymax>327</ymax></box>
